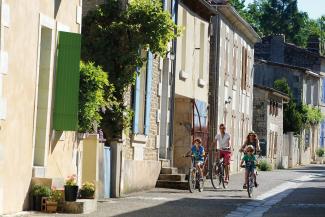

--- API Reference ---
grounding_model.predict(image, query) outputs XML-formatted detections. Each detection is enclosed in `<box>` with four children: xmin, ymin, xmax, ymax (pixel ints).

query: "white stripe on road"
<box><xmin>225</xmin><ymin>175</ymin><xmax>314</xmax><ymax>217</ymax></box>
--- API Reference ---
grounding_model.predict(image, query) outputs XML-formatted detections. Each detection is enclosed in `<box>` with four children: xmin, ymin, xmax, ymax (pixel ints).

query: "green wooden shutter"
<box><xmin>53</xmin><ymin>31</ymin><xmax>81</xmax><ymax>131</ymax></box>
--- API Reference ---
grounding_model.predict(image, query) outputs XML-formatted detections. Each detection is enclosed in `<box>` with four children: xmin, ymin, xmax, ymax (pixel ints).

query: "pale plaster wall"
<box><xmin>175</xmin><ymin>4</ymin><xmax>209</xmax><ymax>103</ymax></box>
<box><xmin>0</xmin><ymin>0</ymin><xmax>81</xmax><ymax>214</ymax></box>
<box><xmin>120</xmin><ymin>160</ymin><xmax>160</xmax><ymax>194</ymax></box>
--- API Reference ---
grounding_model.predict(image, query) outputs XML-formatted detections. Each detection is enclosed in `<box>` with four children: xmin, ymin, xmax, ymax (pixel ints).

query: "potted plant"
<box><xmin>46</xmin><ymin>188</ymin><xmax>62</xmax><ymax>213</ymax></box>
<box><xmin>64</xmin><ymin>175</ymin><xmax>78</xmax><ymax>201</ymax></box>
<box><xmin>79</xmin><ymin>182</ymin><xmax>96</xmax><ymax>199</ymax></box>
<box><xmin>31</xmin><ymin>184</ymin><xmax>51</xmax><ymax>211</ymax></box>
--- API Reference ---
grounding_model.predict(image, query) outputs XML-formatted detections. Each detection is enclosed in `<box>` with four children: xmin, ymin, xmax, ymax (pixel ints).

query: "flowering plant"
<box><xmin>80</xmin><ymin>182</ymin><xmax>96</xmax><ymax>198</ymax></box>
<box><xmin>65</xmin><ymin>175</ymin><xmax>77</xmax><ymax>186</ymax></box>
<box><xmin>48</xmin><ymin>187</ymin><xmax>63</xmax><ymax>202</ymax></box>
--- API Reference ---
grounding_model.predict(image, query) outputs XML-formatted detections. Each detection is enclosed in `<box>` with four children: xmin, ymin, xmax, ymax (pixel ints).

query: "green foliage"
<box><xmin>258</xmin><ymin>160</ymin><xmax>272</xmax><ymax>171</ymax></box>
<box><xmin>316</xmin><ymin>148</ymin><xmax>325</xmax><ymax>157</ymax></box>
<box><xmin>80</xmin><ymin>182</ymin><xmax>96</xmax><ymax>198</ymax></box>
<box><xmin>230</xmin><ymin>0</ymin><xmax>324</xmax><ymax>47</ymax></box>
<box><xmin>48</xmin><ymin>190</ymin><xmax>63</xmax><ymax>202</ymax></box>
<box><xmin>31</xmin><ymin>185</ymin><xmax>51</xmax><ymax>197</ymax></box>
<box><xmin>273</xmin><ymin>79</ymin><xmax>324</xmax><ymax>134</ymax></box>
<box><xmin>82</xmin><ymin>0</ymin><xmax>180</xmax><ymax>140</ymax></box>
<box><xmin>274</xmin><ymin>78</ymin><xmax>303</xmax><ymax>134</ymax></box>
<box><xmin>79</xmin><ymin>61</ymin><xmax>113</xmax><ymax>133</ymax></box>
<box><xmin>301</xmin><ymin>104</ymin><xmax>324</xmax><ymax>127</ymax></box>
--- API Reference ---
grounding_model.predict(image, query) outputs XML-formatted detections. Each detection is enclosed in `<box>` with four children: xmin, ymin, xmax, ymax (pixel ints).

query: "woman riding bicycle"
<box><xmin>240</xmin><ymin>131</ymin><xmax>260</xmax><ymax>189</ymax></box>
<box><xmin>185</xmin><ymin>137</ymin><xmax>205</xmax><ymax>180</ymax></box>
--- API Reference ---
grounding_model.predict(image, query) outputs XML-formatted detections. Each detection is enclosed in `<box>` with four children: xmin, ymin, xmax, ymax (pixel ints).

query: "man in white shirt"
<box><xmin>215</xmin><ymin>123</ymin><xmax>231</xmax><ymax>182</ymax></box>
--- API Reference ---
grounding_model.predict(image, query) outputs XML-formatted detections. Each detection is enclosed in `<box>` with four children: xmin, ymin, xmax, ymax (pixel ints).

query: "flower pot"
<box><xmin>80</xmin><ymin>190</ymin><xmax>95</xmax><ymax>199</ymax></box>
<box><xmin>46</xmin><ymin>201</ymin><xmax>58</xmax><ymax>213</ymax></box>
<box><xmin>32</xmin><ymin>195</ymin><xmax>42</xmax><ymax>211</ymax></box>
<box><xmin>64</xmin><ymin>185</ymin><xmax>78</xmax><ymax>202</ymax></box>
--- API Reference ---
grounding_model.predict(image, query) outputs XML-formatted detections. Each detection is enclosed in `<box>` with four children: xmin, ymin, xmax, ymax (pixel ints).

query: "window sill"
<box><xmin>132</xmin><ymin>134</ymin><xmax>147</xmax><ymax>143</ymax></box>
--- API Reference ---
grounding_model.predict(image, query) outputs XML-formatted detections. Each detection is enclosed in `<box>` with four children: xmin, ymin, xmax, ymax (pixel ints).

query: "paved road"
<box><xmin>22</xmin><ymin>165</ymin><xmax>325</xmax><ymax>217</ymax></box>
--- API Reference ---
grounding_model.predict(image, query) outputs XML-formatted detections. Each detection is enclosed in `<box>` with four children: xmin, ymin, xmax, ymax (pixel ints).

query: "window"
<box><xmin>133</xmin><ymin>51</ymin><xmax>153</xmax><ymax>135</ymax></box>
<box><xmin>199</xmin><ymin>22</ymin><xmax>205</xmax><ymax>79</ymax></box>
<box><xmin>241</xmin><ymin>47</ymin><xmax>248</xmax><ymax>90</ymax></box>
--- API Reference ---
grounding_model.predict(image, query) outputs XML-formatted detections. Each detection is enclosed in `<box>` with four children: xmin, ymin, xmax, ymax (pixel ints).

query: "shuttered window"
<box><xmin>53</xmin><ymin>31</ymin><xmax>81</xmax><ymax>131</ymax></box>
<box><xmin>133</xmin><ymin>51</ymin><xmax>153</xmax><ymax>135</ymax></box>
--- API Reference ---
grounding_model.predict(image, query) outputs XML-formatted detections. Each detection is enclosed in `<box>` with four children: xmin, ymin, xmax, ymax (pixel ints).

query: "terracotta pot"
<box><xmin>46</xmin><ymin>201</ymin><xmax>58</xmax><ymax>213</ymax></box>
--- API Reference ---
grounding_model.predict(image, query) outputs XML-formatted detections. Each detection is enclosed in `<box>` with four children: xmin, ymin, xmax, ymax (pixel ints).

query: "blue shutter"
<box><xmin>145</xmin><ymin>51</ymin><xmax>153</xmax><ymax>135</ymax></box>
<box><xmin>163</xmin><ymin>0</ymin><xmax>167</xmax><ymax>10</ymax></box>
<box><xmin>133</xmin><ymin>70</ymin><xmax>141</xmax><ymax>134</ymax></box>
<box><xmin>172</xmin><ymin>0</ymin><xmax>176</xmax><ymax>21</ymax></box>
<box><xmin>323</xmin><ymin>78</ymin><xmax>325</xmax><ymax>103</ymax></box>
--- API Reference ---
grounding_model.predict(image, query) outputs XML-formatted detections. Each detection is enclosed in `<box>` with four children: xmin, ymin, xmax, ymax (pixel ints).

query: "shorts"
<box><xmin>220</xmin><ymin>150</ymin><xmax>231</xmax><ymax>165</ymax></box>
<box><xmin>245</xmin><ymin>166</ymin><xmax>255</xmax><ymax>173</ymax></box>
<box><xmin>195</xmin><ymin>161</ymin><xmax>204</xmax><ymax>167</ymax></box>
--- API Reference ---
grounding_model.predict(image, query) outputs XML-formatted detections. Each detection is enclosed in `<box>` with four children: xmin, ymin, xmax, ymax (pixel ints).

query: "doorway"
<box><xmin>33</xmin><ymin>26</ymin><xmax>53</xmax><ymax>166</ymax></box>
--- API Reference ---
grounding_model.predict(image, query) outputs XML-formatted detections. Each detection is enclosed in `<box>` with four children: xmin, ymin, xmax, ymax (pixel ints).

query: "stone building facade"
<box><xmin>209</xmin><ymin>3</ymin><xmax>260</xmax><ymax>173</ymax></box>
<box><xmin>253</xmin><ymin>85</ymin><xmax>289</xmax><ymax>169</ymax></box>
<box><xmin>83</xmin><ymin>0</ymin><xmax>162</xmax><ymax>195</ymax></box>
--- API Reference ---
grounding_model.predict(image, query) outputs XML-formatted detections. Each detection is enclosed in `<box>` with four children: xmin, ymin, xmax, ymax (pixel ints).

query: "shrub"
<box><xmin>31</xmin><ymin>185</ymin><xmax>51</xmax><ymax>197</ymax></box>
<box><xmin>258</xmin><ymin>160</ymin><xmax>272</xmax><ymax>171</ymax></box>
<box><xmin>316</xmin><ymin>148</ymin><xmax>324</xmax><ymax>157</ymax></box>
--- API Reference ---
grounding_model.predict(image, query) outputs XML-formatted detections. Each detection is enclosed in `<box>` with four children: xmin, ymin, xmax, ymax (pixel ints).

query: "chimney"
<box><xmin>307</xmin><ymin>35</ymin><xmax>320</xmax><ymax>54</ymax></box>
<box><xmin>270</xmin><ymin>34</ymin><xmax>285</xmax><ymax>63</ymax></box>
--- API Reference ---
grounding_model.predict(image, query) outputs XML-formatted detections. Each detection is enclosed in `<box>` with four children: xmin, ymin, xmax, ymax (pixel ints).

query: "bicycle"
<box><xmin>185</xmin><ymin>155</ymin><xmax>205</xmax><ymax>193</ymax></box>
<box><xmin>210</xmin><ymin>149</ymin><xmax>229</xmax><ymax>189</ymax></box>
<box><xmin>241</xmin><ymin>162</ymin><xmax>255</xmax><ymax>198</ymax></box>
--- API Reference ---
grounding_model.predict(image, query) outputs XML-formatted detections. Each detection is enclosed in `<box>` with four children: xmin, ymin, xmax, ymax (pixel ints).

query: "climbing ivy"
<box><xmin>82</xmin><ymin>0</ymin><xmax>181</xmax><ymax>140</ymax></box>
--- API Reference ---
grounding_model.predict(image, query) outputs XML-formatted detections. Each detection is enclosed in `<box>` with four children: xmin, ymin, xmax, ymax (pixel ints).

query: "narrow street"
<box><xmin>28</xmin><ymin>165</ymin><xmax>325</xmax><ymax>217</ymax></box>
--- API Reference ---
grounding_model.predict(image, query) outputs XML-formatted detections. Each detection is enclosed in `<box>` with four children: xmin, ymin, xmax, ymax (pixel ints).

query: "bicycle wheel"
<box><xmin>188</xmin><ymin>168</ymin><xmax>196</xmax><ymax>193</ymax></box>
<box><xmin>198</xmin><ymin>178</ymin><xmax>204</xmax><ymax>192</ymax></box>
<box><xmin>247</xmin><ymin>173</ymin><xmax>254</xmax><ymax>198</ymax></box>
<box><xmin>219</xmin><ymin>163</ymin><xmax>226</xmax><ymax>189</ymax></box>
<box><xmin>210</xmin><ymin>163</ymin><xmax>219</xmax><ymax>189</ymax></box>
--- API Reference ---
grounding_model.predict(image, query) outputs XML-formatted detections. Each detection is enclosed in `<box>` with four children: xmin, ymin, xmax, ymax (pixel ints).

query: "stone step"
<box><xmin>156</xmin><ymin>180</ymin><xmax>188</xmax><ymax>190</ymax></box>
<box><xmin>160</xmin><ymin>159</ymin><xmax>171</xmax><ymax>168</ymax></box>
<box><xmin>158</xmin><ymin>174</ymin><xmax>186</xmax><ymax>182</ymax></box>
<box><xmin>160</xmin><ymin>167</ymin><xmax>178</xmax><ymax>175</ymax></box>
<box><xmin>63</xmin><ymin>199</ymin><xmax>97</xmax><ymax>214</ymax></box>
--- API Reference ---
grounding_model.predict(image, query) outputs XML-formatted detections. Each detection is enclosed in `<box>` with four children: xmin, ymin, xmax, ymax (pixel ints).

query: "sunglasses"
<box><xmin>247</xmin><ymin>150</ymin><xmax>254</xmax><ymax>153</ymax></box>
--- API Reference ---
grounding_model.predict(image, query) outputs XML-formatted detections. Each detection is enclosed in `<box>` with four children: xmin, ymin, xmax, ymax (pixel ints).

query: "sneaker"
<box><xmin>243</xmin><ymin>184</ymin><xmax>247</xmax><ymax>189</ymax></box>
<box><xmin>254</xmin><ymin>181</ymin><xmax>258</xmax><ymax>187</ymax></box>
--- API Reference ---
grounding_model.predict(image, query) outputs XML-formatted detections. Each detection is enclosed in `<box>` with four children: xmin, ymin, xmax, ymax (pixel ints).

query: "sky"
<box><xmin>244</xmin><ymin>0</ymin><xmax>325</xmax><ymax>19</ymax></box>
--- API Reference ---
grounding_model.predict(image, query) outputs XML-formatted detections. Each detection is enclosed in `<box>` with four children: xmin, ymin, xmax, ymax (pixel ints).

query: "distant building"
<box><xmin>254</xmin><ymin>35</ymin><xmax>325</xmax><ymax>163</ymax></box>
<box><xmin>253</xmin><ymin>85</ymin><xmax>289</xmax><ymax>169</ymax></box>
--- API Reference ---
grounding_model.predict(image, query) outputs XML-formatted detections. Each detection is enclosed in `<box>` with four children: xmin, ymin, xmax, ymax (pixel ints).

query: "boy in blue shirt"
<box><xmin>185</xmin><ymin>138</ymin><xmax>205</xmax><ymax>179</ymax></box>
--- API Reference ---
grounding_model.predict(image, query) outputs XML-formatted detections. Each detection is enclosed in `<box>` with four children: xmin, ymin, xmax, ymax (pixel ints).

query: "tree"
<box><xmin>228</xmin><ymin>0</ymin><xmax>324</xmax><ymax>47</ymax></box>
<box><xmin>273</xmin><ymin>78</ymin><xmax>303</xmax><ymax>134</ymax></box>
<box><xmin>82</xmin><ymin>0</ymin><xmax>180</xmax><ymax>140</ymax></box>
<box><xmin>274</xmin><ymin>78</ymin><xmax>324</xmax><ymax>134</ymax></box>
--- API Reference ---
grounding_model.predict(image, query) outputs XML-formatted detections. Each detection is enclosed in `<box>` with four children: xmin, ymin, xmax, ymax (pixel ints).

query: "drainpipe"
<box><xmin>168</xmin><ymin>0</ymin><xmax>178</xmax><ymax>166</ymax></box>
<box><xmin>208</xmin><ymin>13</ymin><xmax>221</xmax><ymax>168</ymax></box>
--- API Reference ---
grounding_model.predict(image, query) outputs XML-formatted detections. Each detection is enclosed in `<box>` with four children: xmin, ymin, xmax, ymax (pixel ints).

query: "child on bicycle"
<box><xmin>240</xmin><ymin>145</ymin><xmax>258</xmax><ymax>188</ymax></box>
<box><xmin>185</xmin><ymin>138</ymin><xmax>205</xmax><ymax>180</ymax></box>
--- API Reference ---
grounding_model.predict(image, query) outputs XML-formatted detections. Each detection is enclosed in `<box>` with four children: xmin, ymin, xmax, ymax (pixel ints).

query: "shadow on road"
<box><xmin>114</xmin><ymin>198</ymin><xmax>253</xmax><ymax>217</ymax></box>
